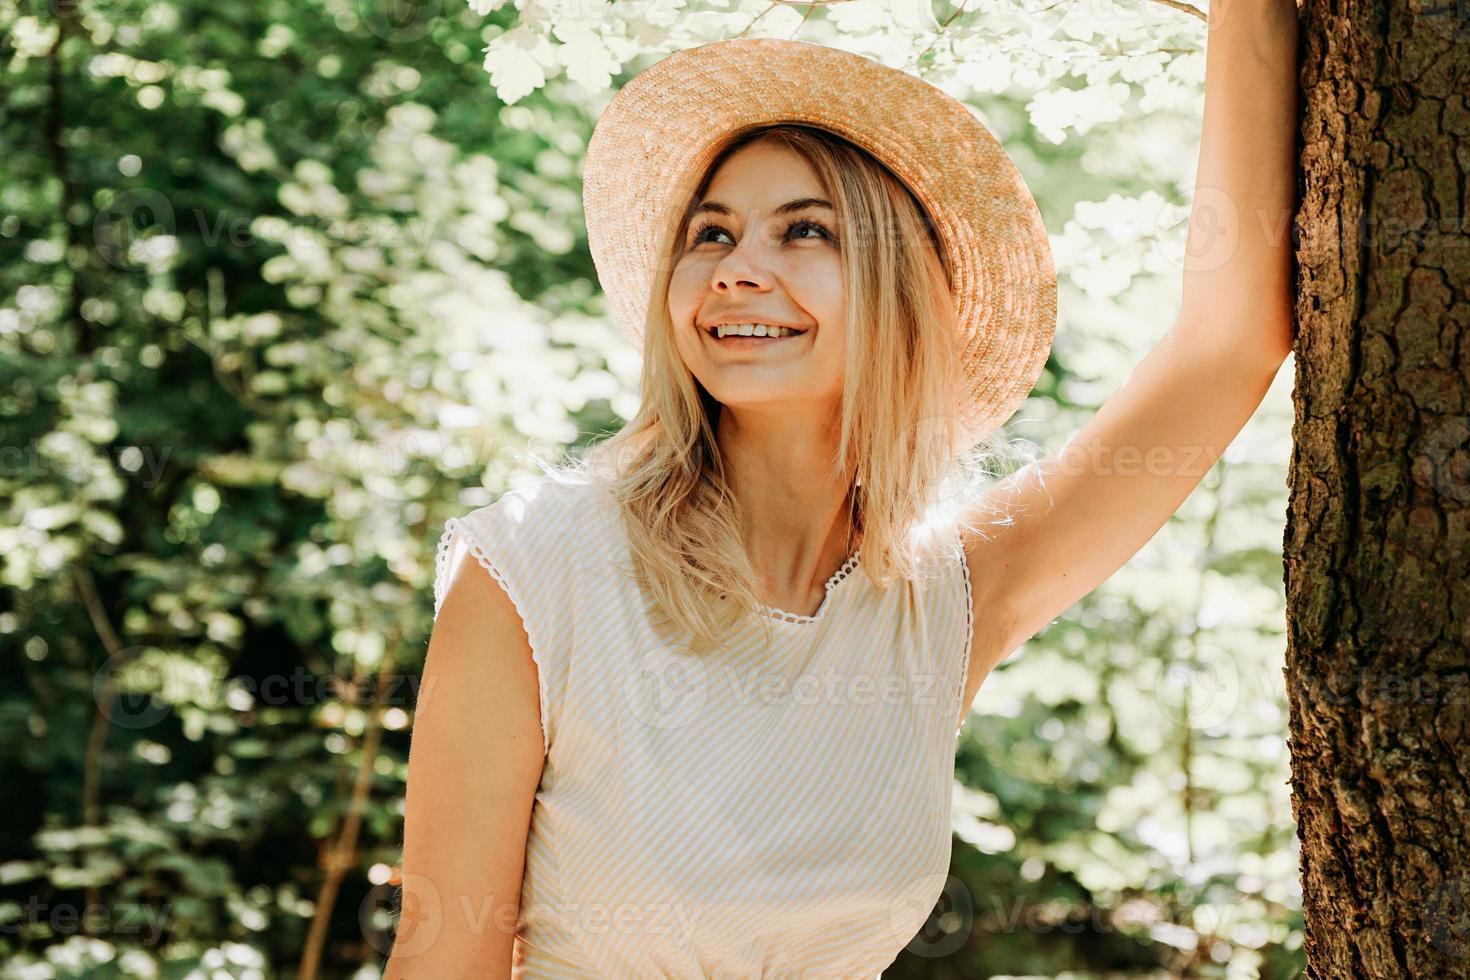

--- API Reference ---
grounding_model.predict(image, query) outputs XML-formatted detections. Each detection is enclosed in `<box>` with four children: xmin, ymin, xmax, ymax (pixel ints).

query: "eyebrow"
<box><xmin>691</xmin><ymin>197</ymin><xmax>834</xmax><ymax>218</ymax></box>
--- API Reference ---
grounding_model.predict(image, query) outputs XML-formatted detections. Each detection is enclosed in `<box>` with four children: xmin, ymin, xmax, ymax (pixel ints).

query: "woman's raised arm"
<box><xmin>959</xmin><ymin>0</ymin><xmax>1301</xmax><ymax>696</ymax></box>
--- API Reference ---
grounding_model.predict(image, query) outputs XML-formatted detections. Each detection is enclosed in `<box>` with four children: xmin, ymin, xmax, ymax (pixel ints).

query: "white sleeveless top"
<box><xmin>432</xmin><ymin>476</ymin><xmax>974</xmax><ymax>978</ymax></box>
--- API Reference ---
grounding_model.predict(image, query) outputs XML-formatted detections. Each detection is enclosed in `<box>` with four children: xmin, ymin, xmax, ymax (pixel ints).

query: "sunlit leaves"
<box><xmin>482</xmin><ymin>25</ymin><xmax>556</xmax><ymax>104</ymax></box>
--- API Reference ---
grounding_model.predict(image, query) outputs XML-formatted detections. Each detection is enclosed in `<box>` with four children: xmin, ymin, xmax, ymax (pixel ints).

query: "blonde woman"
<box><xmin>389</xmin><ymin>10</ymin><xmax>1298</xmax><ymax>977</ymax></box>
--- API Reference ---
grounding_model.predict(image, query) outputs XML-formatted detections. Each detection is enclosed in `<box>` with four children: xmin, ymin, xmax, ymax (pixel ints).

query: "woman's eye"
<box><xmin>786</xmin><ymin>219</ymin><xmax>832</xmax><ymax>240</ymax></box>
<box><xmin>689</xmin><ymin>221</ymin><xmax>729</xmax><ymax>245</ymax></box>
<box><xmin>689</xmin><ymin>218</ymin><xmax>833</xmax><ymax>247</ymax></box>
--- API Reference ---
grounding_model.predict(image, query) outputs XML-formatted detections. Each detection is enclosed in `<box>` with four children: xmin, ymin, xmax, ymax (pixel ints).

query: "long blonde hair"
<box><xmin>535</xmin><ymin>124</ymin><xmax>1027</xmax><ymax>653</ymax></box>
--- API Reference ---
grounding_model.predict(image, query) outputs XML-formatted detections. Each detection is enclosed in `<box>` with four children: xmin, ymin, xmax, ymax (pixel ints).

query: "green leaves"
<box><xmin>1</xmin><ymin>0</ymin><xmax>1301</xmax><ymax>974</ymax></box>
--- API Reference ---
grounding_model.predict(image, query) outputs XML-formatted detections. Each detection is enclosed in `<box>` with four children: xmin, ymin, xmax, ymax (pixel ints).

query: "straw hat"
<box><xmin>581</xmin><ymin>36</ymin><xmax>1057</xmax><ymax>449</ymax></box>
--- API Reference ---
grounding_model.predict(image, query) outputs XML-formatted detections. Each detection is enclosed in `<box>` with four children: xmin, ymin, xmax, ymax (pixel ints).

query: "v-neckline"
<box><xmin>759</xmin><ymin>547</ymin><xmax>863</xmax><ymax>626</ymax></box>
<box><xmin>600</xmin><ymin>485</ymin><xmax>863</xmax><ymax>628</ymax></box>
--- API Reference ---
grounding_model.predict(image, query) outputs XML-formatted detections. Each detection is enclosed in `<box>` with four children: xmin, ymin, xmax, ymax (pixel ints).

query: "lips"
<box><xmin>703</xmin><ymin>323</ymin><xmax>808</xmax><ymax>339</ymax></box>
<box><xmin>703</xmin><ymin>327</ymin><xmax>807</xmax><ymax>351</ymax></box>
<box><xmin>709</xmin><ymin>332</ymin><xmax>800</xmax><ymax>344</ymax></box>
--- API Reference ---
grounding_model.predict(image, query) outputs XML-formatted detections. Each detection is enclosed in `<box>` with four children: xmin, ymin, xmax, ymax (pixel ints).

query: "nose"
<box><xmin>712</xmin><ymin>263</ymin><xmax>769</xmax><ymax>293</ymax></box>
<box><xmin>710</xmin><ymin>213</ymin><xmax>778</xmax><ymax>293</ymax></box>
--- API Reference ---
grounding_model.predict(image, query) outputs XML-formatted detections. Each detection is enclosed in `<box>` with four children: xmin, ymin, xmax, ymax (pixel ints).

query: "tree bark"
<box><xmin>1286</xmin><ymin>0</ymin><xmax>1470</xmax><ymax>974</ymax></box>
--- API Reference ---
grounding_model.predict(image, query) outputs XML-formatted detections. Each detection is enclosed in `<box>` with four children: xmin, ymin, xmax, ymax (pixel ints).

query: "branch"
<box><xmin>75</xmin><ymin>563</ymin><xmax>130</xmax><ymax>933</ymax></box>
<box><xmin>1146</xmin><ymin>0</ymin><xmax>1208</xmax><ymax>22</ymax></box>
<box><xmin>296</xmin><ymin>637</ymin><xmax>401</xmax><ymax>980</ymax></box>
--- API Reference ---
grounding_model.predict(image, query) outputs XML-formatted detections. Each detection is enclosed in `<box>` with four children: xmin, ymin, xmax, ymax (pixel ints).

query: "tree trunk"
<box><xmin>1286</xmin><ymin>0</ymin><xmax>1470</xmax><ymax>974</ymax></box>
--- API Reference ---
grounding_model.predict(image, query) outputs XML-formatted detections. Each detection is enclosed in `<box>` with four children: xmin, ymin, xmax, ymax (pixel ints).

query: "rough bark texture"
<box><xmin>1286</xmin><ymin>0</ymin><xmax>1470</xmax><ymax>975</ymax></box>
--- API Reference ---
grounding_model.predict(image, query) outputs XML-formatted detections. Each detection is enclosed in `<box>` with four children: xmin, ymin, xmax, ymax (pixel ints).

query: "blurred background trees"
<box><xmin>1</xmin><ymin>0</ymin><xmax>1303</xmax><ymax>975</ymax></box>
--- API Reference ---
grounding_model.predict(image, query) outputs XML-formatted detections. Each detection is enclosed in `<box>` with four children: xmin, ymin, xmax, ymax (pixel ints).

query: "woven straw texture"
<box><xmin>581</xmin><ymin>36</ymin><xmax>1057</xmax><ymax>449</ymax></box>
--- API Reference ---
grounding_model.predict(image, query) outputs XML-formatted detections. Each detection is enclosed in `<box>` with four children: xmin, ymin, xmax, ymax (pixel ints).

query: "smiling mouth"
<box><xmin>704</xmin><ymin>324</ymin><xmax>809</xmax><ymax>341</ymax></box>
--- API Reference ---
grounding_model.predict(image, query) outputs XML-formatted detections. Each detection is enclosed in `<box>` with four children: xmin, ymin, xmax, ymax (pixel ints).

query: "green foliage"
<box><xmin>0</xmin><ymin>0</ymin><xmax>1302</xmax><ymax>975</ymax></box>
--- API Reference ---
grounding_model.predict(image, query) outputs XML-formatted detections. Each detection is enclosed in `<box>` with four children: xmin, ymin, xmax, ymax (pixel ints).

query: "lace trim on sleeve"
<box><xmin>953</xmin><ymin>544</ymin><xmax>975</xmax><ymax>741</ymax></box>
<box><xmin>434</xmin><ymin>514</ymin><xmax>551</xmax><ymax>758</ymax></box>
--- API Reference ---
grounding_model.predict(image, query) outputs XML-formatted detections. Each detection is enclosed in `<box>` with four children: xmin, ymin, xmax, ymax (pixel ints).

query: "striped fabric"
<box><xmin>432</xmin><ymin>476</ymin><xmax>974</xmax><ymax>978</ymax></box>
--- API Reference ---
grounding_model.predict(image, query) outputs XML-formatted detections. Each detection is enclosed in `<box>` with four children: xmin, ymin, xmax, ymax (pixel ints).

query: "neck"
<box><xmin>714</xmin><ymin>405</ymin><xmax>860</xmax><ymax>603</ymax></box>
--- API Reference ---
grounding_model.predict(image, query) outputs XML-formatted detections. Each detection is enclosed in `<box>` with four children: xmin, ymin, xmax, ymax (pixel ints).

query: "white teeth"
<box><xmin>713</xmin><ymin>323</ymin><xmax>799</xmax><ymax>339</ymax></box>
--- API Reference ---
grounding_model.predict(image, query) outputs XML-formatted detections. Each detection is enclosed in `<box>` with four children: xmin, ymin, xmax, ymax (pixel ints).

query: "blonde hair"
<box><xmin>533</xmin><ymin>124</ymin><xmax>1033</xmax><ymax>653</ymax></box>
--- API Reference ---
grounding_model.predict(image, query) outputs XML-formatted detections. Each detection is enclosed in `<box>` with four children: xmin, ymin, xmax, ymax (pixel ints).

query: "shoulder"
<box><xmin>433</xmin><ymin>476</ymin><xmax>614</xmax><ymax>618</ymax></box>
<box><xmin>431</xmin><ymin>477</ymin><xmax>613</xmax><ymax>760</ymax></box>
<box><xmin>459</xmin><ymin>475</ymin><xmax>614</xmax><ymax>545</ymax></box>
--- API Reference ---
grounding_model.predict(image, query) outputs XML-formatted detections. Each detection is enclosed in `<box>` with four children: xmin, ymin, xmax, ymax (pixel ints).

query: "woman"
<box><xmin>390</xmin><ymin>5</ymin><xmax>1299</xmax><ymax>975</ymax></box>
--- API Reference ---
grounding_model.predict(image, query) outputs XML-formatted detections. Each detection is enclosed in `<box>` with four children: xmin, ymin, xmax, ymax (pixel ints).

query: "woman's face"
<box><xmin>667</xmin><ymin>141</ymin><xmax>847</xmax><ymax>419</ymax></box>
